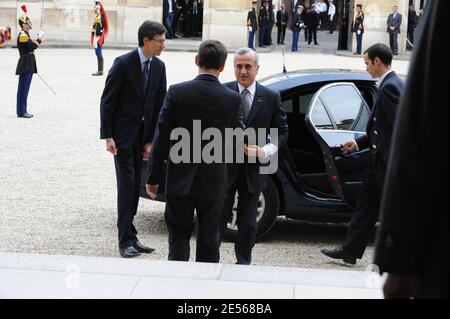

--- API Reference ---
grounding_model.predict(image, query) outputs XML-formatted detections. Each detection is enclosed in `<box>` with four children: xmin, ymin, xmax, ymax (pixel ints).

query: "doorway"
<box><xmin>162</xmin><ymin>0</ymin><xmax>204</xmax><ymax>40</ymax></box>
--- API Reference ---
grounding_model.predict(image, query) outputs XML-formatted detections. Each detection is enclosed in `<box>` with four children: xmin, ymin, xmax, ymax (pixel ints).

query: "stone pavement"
<box><xmin>0</xmin><ymin>252</ymin><xmax>384</xmax><ymax>299</ymax></box>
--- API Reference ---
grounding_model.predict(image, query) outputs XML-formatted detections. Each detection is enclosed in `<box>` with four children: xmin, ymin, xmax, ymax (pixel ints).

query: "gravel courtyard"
<box><xmin>0</xmin><ymin>47</ymin><xmax>409</xmax><ymax>270</ymax></box>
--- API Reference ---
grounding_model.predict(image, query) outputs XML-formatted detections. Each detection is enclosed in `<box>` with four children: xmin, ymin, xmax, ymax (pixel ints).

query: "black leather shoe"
<box><xmin>92</xmin><ymin>71</ymin><xmax>103</xmax><ymax>76</ymax></box>
<box><xmin>133</xmin><ymin>241</ymin><xmax>155</xmax><ymax>253</ymax></box>
<box><xmin>119</xmin><ymin>245</ymin><xmax>140</xmax><ymax>258</ymax></box>
<box><xmin>18</xmin><ymin>113</ymin><xmax>33</xmax><ymax>118</ymax></box>
<box><xmin>321</xmin><ymin>248</ymin><xmax>356</xmax><ymax>265</ymax></box>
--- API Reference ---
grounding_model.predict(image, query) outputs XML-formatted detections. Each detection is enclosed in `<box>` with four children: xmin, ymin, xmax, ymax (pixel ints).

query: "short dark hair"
<box><xmin>356</xmin><ymin>4</ymin><xmax>362</xmax><ymax>9</ymax></box>
<box><xmin>138</xmin><ymin>20</ymin><xmax>166</xmax><ymax>47</ymax></box>
<box><xmin>364</xmin><ymin>43</ymin><xmax>393</xmax><ymax>66</ymax></box>
<box><xmin>197</xmin><ymin>40</ymin><xmax>228</xmax><ymax>70</ymax></box>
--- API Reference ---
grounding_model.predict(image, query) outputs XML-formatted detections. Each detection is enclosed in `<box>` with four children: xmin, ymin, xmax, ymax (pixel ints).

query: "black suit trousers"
<box><xmin>342</xmin><ymin>158</ymin><xmax>385</xmax><ymax>259</ymax></box>
<box><xmin>114</xmin><ymin>125</ymin><xmax>143</xmax><ymax>248</ymax></box>
<box><xmin>277</xmin><ymin>25</ymin><xmax>287</xmax><ymax>44</ymax></box>
<box><xmin>389</xmin><ymin>31</ymin><xmax>399</xmax><ymax>54</ymax></box>
<box><xmin>222</xmin><ymin>168</ymin><xmax>260</xmax><ymax>265</ymax></box>
<box><xmin>165</xmin><ymin>195</ymin><xmax>223</xmax><ymax>263</ymax></box>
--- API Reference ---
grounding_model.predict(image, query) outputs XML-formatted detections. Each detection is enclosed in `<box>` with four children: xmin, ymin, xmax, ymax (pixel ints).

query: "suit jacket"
<box><xmin>276</xmin><ymin>9</ymin><xmax>289</xmax><ymax>27</ymax></box>
<box><xmin>387</xmin><ymin>13</ymin><xmax>402</xmax><ymax>33</ymax></box>
<box><xmin>375</xmin><ymin>0</ymin><xmax>448</xmax><ymax>298</ymax></box>
<box><xmin>100</xmin><ymin>49</ymin><xmax>167</xmax><ymax>149</ymax></box>
<box><xmin>148</xmin><ymin>74</ymin><xmax>241</xmax><ymax>200</ymax></box>
<box><xmin>225</xmin><ymin>81</ymin><xmax>288</xmax><ymax>194</ymax></box>
<box><xmin>355</xmin><ymin>71</ymin><xmax>404</xmax><ymax>172</ymax></box>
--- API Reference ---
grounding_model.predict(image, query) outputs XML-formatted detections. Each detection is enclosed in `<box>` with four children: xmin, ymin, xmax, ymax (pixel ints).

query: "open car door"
<box><xmin>305</xmin><ymin>82</ymin><xmax>371</xmax><ymax>206</ymax></box>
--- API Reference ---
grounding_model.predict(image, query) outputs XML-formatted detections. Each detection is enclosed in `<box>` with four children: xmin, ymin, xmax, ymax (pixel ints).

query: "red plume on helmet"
<box><xmin>21</xmin><ymin>5</ymin><xmax>27</xmax><ymax>14</ymax></box>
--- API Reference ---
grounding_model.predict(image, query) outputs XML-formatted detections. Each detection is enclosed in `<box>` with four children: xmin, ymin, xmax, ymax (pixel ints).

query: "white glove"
<box><xmin>38</xmin><ymin>30</ymin><xmax>44</xmax><ymax>39</ymax></box>
<box><xmin>357</xmin><ymin>30</ymin><xmax>361</xmax><ymax>35</ymax></box>
<box><xmin>248</xmin><ymin>26</ymin><xmax>252</xmax><ymax>32</ymax></box>
<box><xmin>93</xmin><ymin>36</ymin><xmax>99</xmax><ymax>49</ymax></box>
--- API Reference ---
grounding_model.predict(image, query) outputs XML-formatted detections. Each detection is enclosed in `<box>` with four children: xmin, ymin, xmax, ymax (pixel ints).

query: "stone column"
<box><xmin>203</xmin><ymin>0</ymin><xmax>250</xmax><ymax>49</ymax></box>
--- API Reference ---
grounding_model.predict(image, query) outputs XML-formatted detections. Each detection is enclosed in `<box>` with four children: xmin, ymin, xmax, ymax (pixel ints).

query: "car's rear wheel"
<box><xmin>223</xmin><ymin>178</ymin><xmax>280</xmax><ymax>241</ymax></box>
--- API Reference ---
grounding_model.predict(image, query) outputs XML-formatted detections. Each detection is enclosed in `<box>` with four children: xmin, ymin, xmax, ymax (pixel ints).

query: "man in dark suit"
<box><xmin>100</xmin><ymin>20</ymin><xmax>167</xmax><ymax>258</ymax></box>
<box><xmin>163</xmin><ymin>0</ymin><xmax>178</xmax><ymax>39</ymax></box>
<box><xmin>321</xmin><ymin>43</ymin><xmax>404</xmax><ymax>265</ymax></box>
<box><xmin>276</xmin><ymin>3</ymin><xmax>289</xmax><ymax>45</ymax></box>
<box><xmin>222</xmin><ymin>47</ymin><xmax>288</xmax><ymax>265</ymax></box>
<box><xmin>387</xmin><ymin>5</ymin><xmax>402</xmax><ymax>55</ymax></box>
<box><xmin>375</xmin><ymin>0</ymin><xmax>448</xmax><ymax>299</ymax></box>
<box><xmin>146</xmin><ymin>40</ymin><xmax>241</xmax><ymax>263</ymax></box>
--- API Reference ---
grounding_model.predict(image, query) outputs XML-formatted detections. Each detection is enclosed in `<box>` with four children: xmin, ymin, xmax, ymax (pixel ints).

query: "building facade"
<box><xmin>0</xmin><ymin>0</ymin><xmax>420</xmax><ymax>54</ymax></box>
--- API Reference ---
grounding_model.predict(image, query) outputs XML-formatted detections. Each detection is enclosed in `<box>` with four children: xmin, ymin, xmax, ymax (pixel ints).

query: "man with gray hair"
<box><xmin>221</xmin><ymin>47</ymin><xmax>288</xmax><ymax>265</ymax></box>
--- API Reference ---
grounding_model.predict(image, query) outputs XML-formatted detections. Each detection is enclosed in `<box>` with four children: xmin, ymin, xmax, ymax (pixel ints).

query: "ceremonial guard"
<box><xmin>91</xmin><ymin>1</ymin><xmax>108</xmax><ymax>76</ymax></box>
<box><xmin>16</xmin><ymin>5</ymin><xmax>43</xmax><ymax>118</ymax></box>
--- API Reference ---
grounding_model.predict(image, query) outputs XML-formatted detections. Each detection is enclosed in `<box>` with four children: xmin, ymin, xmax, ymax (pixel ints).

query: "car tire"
<box><xmin>223</xmin><ymin>178</ymin><xmax>280</xmax><ymax>241</ymax></box>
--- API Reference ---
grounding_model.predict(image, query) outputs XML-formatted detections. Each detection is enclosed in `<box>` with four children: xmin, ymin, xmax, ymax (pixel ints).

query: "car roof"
<box><xmin>259</xmin><ymin>69</ymin><xmax>376</xmax><ymax>93</ymax></box>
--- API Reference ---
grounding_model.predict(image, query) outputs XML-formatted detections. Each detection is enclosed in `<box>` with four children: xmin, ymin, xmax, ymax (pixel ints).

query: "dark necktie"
<box><xmin>143</xmin><ymin>59</ymin><xmax>150</xmax><ymax>94</ymax></box>
<box><xmin>241</xmin><ymin>89</ymin><xmax>252</xmax><ymax>123</ymax></box>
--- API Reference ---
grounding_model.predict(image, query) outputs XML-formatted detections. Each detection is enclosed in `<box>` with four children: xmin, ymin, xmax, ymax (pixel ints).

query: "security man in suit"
<box><xmin>15</xmin><ymin>5</ymin><xmax>43</xmax><ymax>118</ymax></box>
<box><xmin>321</xmin><ymin>43</ymin><xmax>405</xmax><ymax>265</ymax></box>
<box><xmin>146</xmin><ymin>40</ymin><xmax>241</xmax><ymax>263</ymax></box>
<box><xmin>100</xmin><ymin>20</ymin><xmax>167</xmax><ymax>258</ymax></box>
<box><xmin>276</xmin><ymin>3</ymin><xmax>289</xmax><ymax>45</ymax></box>
<box><xmin>222</xmin><ymin>47</ymin><xmax>288</xmax><ymax>265</ymax></box>
<box><xmin>387</xmin><ymin>5</ymin><xmax>402</xmax><ymax>55</ymax></box>
<box><xmin>247</xmin><ymin>1</ymin><xmax>258</xmax><ymax>50</ymax></box>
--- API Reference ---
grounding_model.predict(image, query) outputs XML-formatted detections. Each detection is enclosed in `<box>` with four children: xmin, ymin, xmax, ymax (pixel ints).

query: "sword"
<box><xmin>36</xmin><ymin>73</ymin><xmax>57</xmax><ymax>95</ymax></box>
<box><xmin>40</xmin><ymin>0</ymin><xmax>44</xmax><ymax>30</ymax></box>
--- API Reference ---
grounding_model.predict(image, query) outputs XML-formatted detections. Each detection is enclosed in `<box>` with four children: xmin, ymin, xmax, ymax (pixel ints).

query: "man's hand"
<box><xmin>38</xmin><ymin>30</ymin><xmax>44</xmax><ymax>39</ymax></box>
<box><xmin>106</xmin><ymin>138</ymin><xmax>118</xmax><ymax>155</ymax></box>
<box><xmin>244</xmin><ymin>144</ymin><xmax>266</xmax><ymax>158</ymax></box>
<box><xmin>383</xmin><ymin>274</ymin><xmax>418</xmax><ymax>299</ymax></box>
<box><xmin>340</xmin><ymin>140</ymin><xmax>357</xmax><ymax>153</ymax></box>
<box><xmin>143</xmin><ymin>143</ymin><xmax>152</xmax><ymax>158</ymax></box>
<box><xmin>146</xmin><ymin>184</ymin><xmax>159</xmax><ymax>200</ymax></box>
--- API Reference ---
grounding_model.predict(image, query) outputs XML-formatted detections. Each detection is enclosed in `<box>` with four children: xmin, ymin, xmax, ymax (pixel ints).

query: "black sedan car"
<box><xmin>140</xmin><ymin>69</ymin><xmax>379</xmax><ymax>240</ymax></box>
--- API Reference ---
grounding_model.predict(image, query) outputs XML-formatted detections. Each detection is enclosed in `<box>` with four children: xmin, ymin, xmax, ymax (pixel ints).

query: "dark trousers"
<box><xmin>291</xmin><ymin>31</ymin><xmax>300</xmax><ymax>51</ymax></box>
<box><xmin>16</xmin><ymin>72</ymin><xmax>33</xmax><ymax>116</ymax></box>
<box><xmin>265</xmin><ymin>25</ymin><xmax>273</xmax><ymax>45</ymax></box>
<box><xmin>248</xmin><ymin>29</ymin><xmax>256</xmax><ymax>49</ymax></box>
<box><xmin>259</xmin><ymin>25</ymin><xmax>267</xmax><ymax>47</ymax></box>
<box><xmin>356</xmin><ymin>31</ymin><xmax>363</xmax><ymax>54</ymax></box>
<box><xmin>342</xmin><ymin>163</ymin><xmax>384</xmax><ymax>259</ymax></box>
<box><xmin>329</xmin><ymin>18</ymin><xmax>335</xmax><ymax>33</ymax></box>
<box><xmin>389</xmin><ymin>31</ymin><xmax>399</xmax><ymax>54</ymax></box>
<box><xmin>165</xmin><ymin>195</ymin><xmax>223</xmax><ymax>263</ymax></box>
<box><xmin>407</xmin><ymin>28</ymin><xmax>414</xmax><ymax>49</ymax></box>
<box><xmin>277</xmin><ymin>25</ymin><xmax>286</xmax><ymax>44</ymax></box>
<box><xmin>308</xmin><ymin>27</ymin><xmax>318</xmax><ymax>44</ymax></box>
<box><xmin>304</xmin><ymin>27</ymin><xmax>308</xmax><ymax>41</ymax></box>
<box><xmin>114</xmin><ymin>129</ymin><xmax>143</xmax><ymax>249</ymax></box>
<box><xmin>222</xmin><ymin>169</ymin><xmax>260</xmax><ymax>265</ymax></box>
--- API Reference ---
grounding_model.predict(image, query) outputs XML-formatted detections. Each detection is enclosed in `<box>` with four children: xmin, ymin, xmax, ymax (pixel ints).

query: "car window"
<box><xmin>310</xmin><ymin>99</ymin><xmax>334</xmax><ymax>130</ymax></box>
<box><xmin>282</xmin><ymin>98</ymin><xmax>293</xmax><ymax>113</ymax></box>
<box><xmin>299</xmin><ymin>93</ymin><xmax>315</xmax><ymax>114</ymax></box>
<box><xmin>319</xmin><ymin>85</ymin><xmax>368</xmax><ymax>131</ymax></box>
